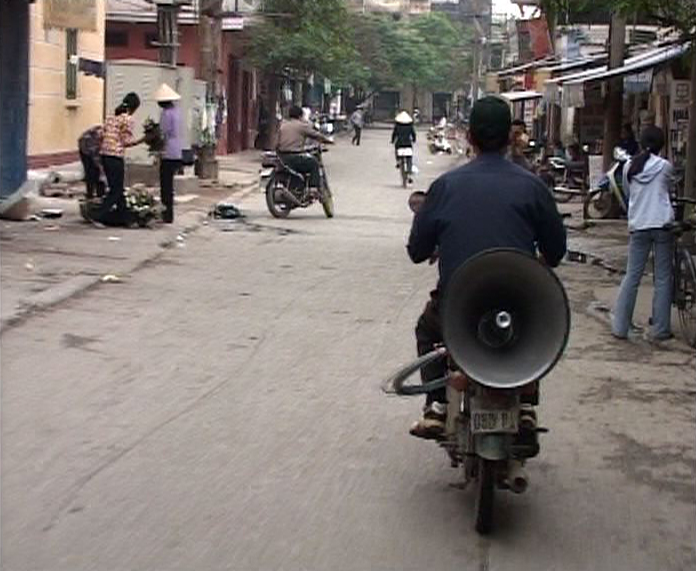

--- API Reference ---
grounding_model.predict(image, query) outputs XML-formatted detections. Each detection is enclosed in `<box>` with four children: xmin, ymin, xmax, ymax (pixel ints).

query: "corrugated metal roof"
<box><xmin>564</xmin><ymin>42</ymin><xmax>690</xmax><ymax>86</ymax></box>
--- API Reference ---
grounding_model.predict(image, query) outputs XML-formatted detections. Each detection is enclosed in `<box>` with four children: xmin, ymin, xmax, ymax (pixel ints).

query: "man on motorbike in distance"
<box><xmin>407</xmin><ymin>95</ymin><xmax>567</xmax><ymax>440</ymax></box>
<box><xmin>277</xmin><ymin>105</ymin><xmax>333</xmax><ymax>189</ymax></box>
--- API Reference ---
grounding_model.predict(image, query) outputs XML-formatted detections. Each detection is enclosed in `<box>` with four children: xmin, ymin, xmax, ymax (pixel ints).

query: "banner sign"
<box><xmin>43</xmin><ymin>0</ymin><xmax>98</xmax><ymax>32</ymax></box>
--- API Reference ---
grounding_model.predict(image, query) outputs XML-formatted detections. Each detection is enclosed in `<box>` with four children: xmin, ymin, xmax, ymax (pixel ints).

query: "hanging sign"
<box><xmin>43</xmin><ymin>0</ymin><xmax>98</xmax><ymax>32</ymax></box>
<box><xmin>623</xmin><ymin>69</ymin><xmax>653</xmax><ymax>94</ymax></box>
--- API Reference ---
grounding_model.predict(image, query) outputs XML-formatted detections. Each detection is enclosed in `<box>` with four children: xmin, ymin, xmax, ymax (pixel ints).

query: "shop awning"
<box><xmin>540</xmin><ymin>53</ymin><xmax>607</xmax><ymax>74</ymax></box>
<box><xmin>497</xmin><ymin>57</ymin><xmax>557</xmax><ymax>78</ymax></box>
<box><xmin>563</xmin><ymin>42</ymin><xmax>690</xmax><ymax>86</ymax></box>
<box><xmin>500</xmin><ymin>91</ymin><xmax>544</xmax><ymax>102</ymax></box>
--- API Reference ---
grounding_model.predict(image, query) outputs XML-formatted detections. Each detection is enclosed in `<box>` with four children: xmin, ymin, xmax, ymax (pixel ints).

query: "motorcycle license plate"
<box><xmin>470</xmin><ymin>397</ymin><xmax>518</xmax><ymax>433</ymax></box>
<box><xmin>397</xmin><ymin>147</ymin><xmax>414</xmax><ymax>157</ymax></box>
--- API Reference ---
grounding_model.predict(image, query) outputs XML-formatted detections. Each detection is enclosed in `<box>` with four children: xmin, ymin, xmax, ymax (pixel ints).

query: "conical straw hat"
<box><xmin>395</xmin><ymin>111</ymin><xmax>413</xmax><ymax>124</ymax></box>
<box><xmin>154</xmin><ymin>83</ymin><xmax>181</xmax><ymax>102</ymax></box>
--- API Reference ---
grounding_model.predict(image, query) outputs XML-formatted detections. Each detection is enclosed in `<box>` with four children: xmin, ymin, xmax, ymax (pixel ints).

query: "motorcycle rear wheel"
<box><xmin>400</xmin><ymin>160</ymin><xmax>408</xmax><ymax>188</ymax></box>
<box><xmin>475</xmin><ymin>458</ymin><xmax>495</xmax><ymax>535</ymax></box>
<box><xmin>265</xmin><ymin>177</ymin><xmax>292</xmax><ymax>219</ymax></box>
<box><xmin>584</xmin><ymin>188</ymin><xmax>618</xmax><ymax>219</ymax></box>
<box><xmin>676</xmin><ymin>251</ymin><xmax>696</xmax><ymax>347</ymax></box>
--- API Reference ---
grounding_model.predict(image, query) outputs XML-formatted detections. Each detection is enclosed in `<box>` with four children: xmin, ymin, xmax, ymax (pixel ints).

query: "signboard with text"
<box><xmin>43</xmin><ymin>0</ymin><xmax>98</xmax><ymax>32</ymax></box>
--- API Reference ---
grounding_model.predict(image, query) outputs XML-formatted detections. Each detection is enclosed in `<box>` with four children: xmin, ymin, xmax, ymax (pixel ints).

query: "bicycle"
<box><xmin>667</xmin><ymin>197</ymin><xmax>696</xmax><ymax>347</ymax></box>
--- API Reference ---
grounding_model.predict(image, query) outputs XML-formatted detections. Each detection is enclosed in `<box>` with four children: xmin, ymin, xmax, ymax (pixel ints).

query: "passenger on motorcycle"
<box><xmin>391</xmin><ymin>111</ymin><xmax>417</xmax><ymax>170</ymax></box>
<box><xmin>508</xmin><ymin>119</ymin><xmax>533</xmax><ymax>172</ymax></box>
<box><xmin>407</xmin><ymin>96</ymin><xmax>567</xmax><ymax>440</ymax></box>
<box><xmin>277</xmin><ymin>106</ymin><xmax>333</xmax><ymax>189</ymax></box>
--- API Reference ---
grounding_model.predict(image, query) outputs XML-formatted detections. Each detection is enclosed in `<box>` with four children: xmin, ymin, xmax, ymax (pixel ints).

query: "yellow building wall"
<box><xmin>28</xmin><ymin>0</ymin><xmax>105</xmax><ymax>163</ymax></box>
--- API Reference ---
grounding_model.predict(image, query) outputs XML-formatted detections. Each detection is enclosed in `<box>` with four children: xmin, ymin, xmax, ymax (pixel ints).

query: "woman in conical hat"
<box><xmin>395</xmin><ymin>110</ymin><xmax>413</xmax><ymax>124</ymax></box>
<box><xmin>392</xmin><ymin>110</ymin><xmax>417</xmax><ymax>179</ymax></box>
<box><xmin>155</xmin><ymin>83</ymin><xmax>183</xmax><ymax>223</ymax></box>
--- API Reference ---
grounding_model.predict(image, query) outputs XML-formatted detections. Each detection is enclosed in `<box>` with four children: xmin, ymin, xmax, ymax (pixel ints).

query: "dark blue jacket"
<box><xmin>407</xmin><ymin>153</ymin><xmax>567</xmax><ymax>292</ymax></box>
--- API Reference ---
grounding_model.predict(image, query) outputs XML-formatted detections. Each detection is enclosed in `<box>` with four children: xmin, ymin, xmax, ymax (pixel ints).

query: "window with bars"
<box><xmin>66</xmin><ymin>29</ymin><xmax>78</xmax><ymax>100</ymax></box>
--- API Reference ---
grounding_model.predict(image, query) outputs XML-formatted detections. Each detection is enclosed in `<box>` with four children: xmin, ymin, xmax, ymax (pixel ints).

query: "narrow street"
<box><xmin>2</xmin><ymin>130</ymin><xmax>694</xmax><ymax>570</ymax></box>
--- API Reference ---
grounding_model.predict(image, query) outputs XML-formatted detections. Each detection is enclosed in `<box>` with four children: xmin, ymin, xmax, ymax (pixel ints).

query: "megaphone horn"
<box><xmin>442</xmin><ymin>249</ymin><xmax>570</xmax><ymax>389</ymax></box>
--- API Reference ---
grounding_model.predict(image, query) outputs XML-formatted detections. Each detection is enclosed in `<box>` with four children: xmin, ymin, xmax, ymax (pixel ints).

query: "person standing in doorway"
<box><xmin>612</xmin><ymin>126</ymin><xmax>675</xmax><ymax>341</ymax></box>
<box><xmin>155</xmin><ymin>83</ymin><xmax>183</xmax><ymax>224</ymax></box>
<box><xmin>350</xmin><ymin>106</ymin><xmax>365</xmax><ymax>146</ymax></box>
<box><xmin>96</xmin><ymin>92</ymin><xmax>144</xmax><ymax>223</ymax></box>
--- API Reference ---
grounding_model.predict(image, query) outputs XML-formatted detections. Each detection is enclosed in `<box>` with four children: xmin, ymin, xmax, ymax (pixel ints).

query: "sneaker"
<box><xmin>409</xmin><ymin>402</ymin><xmax>447</xmax><ymax>440</ymax></box>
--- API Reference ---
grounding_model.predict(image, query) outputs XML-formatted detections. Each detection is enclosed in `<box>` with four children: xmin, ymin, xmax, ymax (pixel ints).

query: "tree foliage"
<box><xmin>248</xmin><ymin>0</ymin><xmax>358</xmax><ymax>81</ymax></box>
<box><xmin>348</xmin><ymin>12</ymin><xmax>471</xmax><ymax>93</ymax></box>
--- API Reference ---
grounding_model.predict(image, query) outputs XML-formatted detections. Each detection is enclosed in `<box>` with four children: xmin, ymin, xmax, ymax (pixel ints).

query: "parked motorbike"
<box><xmin>384</xmin><ymin>197</ymin><xmax>570</xmax><ymax>535</ymax></box>
<box><xmin>583</xmin><ymin>147</ymin><xmax>630</xmax><ymax>219</ymax></box>
<box><xmin>539</xmin><ymin>145</ymin><xmax>589</xmax><ymax>203</ymax></box>
<box><xmin>264</xmin><ymin>146</ymin><xmax>334</xmax><ymax>219</ymax></box>
<box><xmin>427</xmin><ymin>127</ymin><xmax>453</xmax><ymax>155</ymax></box>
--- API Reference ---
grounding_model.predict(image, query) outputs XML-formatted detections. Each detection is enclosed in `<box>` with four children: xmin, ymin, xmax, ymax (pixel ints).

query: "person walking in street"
<box><xmin>94</xmin><ymin>92</ymin><xmax>144</xmax><ymax>224</ymax></box>
<box><xmin>612</xmin><ymin>126</ymin><xmax>675</xmax><ymax>341</ymax></box>
<box><xmin>78</xmin><ymin>125</ymin><xmax>105</xmax><ymax>199</ymax></box>
<box><xmin>350</xmin><ymin>106</ymin><xmax>364</xmax><ymax>146</ymax></box>
<box><xmin>407</xmin><ymin>96</ymin><xmax>566</xmax><ymax>439</ymax></box>
<box><xmin>155</xmin><ymin>84</ymin><xmax>183</xmax><ymax>224</ymax></box>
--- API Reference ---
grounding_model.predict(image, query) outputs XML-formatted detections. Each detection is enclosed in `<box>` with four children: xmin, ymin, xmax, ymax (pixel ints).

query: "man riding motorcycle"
<box><xmin>277</xmin><ymin>105</ymin><xmax>333</xmax><ymax>188</ymax></box>
<box><xmin>407</xmin><ymin>96</ymin><xmax>567</xmax><ymax>439</ymax></box>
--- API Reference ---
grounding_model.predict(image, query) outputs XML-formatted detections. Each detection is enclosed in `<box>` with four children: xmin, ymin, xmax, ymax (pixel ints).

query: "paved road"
<box><xmin>2</xmin><ymin>130</ymin><xmax>695</xmax><ymax>570</ymax></box>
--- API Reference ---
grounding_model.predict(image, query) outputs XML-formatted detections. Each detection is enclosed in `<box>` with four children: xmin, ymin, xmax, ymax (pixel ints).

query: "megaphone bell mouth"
<box><xmin>442</xmin><ymin>249</ymin><xmax>570</xmax><ymax>389</ymax></box>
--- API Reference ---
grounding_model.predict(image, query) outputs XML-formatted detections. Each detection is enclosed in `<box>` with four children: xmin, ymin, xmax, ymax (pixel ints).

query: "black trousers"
<box><xmin>80</xmin><ymin>152</ymin><xmax>105</xmax><ymax>199</ymax></box>
<box><xmin>279</xmin><ymin>153</ymin><xmax>321</xmax><ymax>188</ymax></box>
<box><xmin>160</xmin><ymin>159</ymin><xmax>181</xmax><ymax>223</ymax></box>
<box><xmin>352</xmin><ymin>126</ymin><xmax>362</xmax><ymax>145</ymax></box>
<box><xmin>416</xmin><ymin>289</ymin><xmax>447</xmax><ymax>405</ymax></box>
<box><xmin>99</xmin><ymin>155</ymin><xmax>126</xmax><ymax>219</ymax></box>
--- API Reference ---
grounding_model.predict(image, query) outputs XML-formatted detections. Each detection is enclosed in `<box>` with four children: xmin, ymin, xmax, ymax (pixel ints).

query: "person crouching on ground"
<box><xmin>154</xmin><ymin>83</ymin><xmax>183</xmax><ymax>224</ymax></box>
<box><xmin>78</xmin><ymin>125</ymin><xmax>105</xmax><ymax>199</ymax></box>
<box><xmin>612</xmin><ymin>126</ymin><xmax>675</xmax><ymax>341</ymax></box>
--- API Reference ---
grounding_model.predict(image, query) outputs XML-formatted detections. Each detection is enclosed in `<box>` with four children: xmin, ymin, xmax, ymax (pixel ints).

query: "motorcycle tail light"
<box><xmin>447</xmin><ymin>371</ymin><xmax>469</xmax><ymax>392</ymax></box>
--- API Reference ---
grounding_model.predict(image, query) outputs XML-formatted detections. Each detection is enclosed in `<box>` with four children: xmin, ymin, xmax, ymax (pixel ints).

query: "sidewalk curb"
<box><xmin>0</xmin><ymin>181</ymin><xmax>258</xmax><ymax>335</ymax></box>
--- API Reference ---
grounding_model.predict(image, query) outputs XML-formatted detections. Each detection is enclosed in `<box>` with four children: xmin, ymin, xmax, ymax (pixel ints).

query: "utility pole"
<box><xmin>154</xmin><ymin>1</ymin><xmax>182</xmax><ymax>67</ymax></box>
<box><xmin>602</xmin><ymin>12</ymin><xmax>627</xmax><ymax>171</ymax></box>
<box><xmin>684</xmin><ymin>51</ymin><xmax>696</xmax><ymax>202</ymax></box>
<box><xmin>198</xmin><ymin>0</ymin><xmax>223</xmax><ymax>180</ymax></box>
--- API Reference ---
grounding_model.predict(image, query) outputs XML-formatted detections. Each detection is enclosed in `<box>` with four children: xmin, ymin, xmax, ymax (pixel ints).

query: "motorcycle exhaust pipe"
<box><xmin>278</xmin><ymin>187</ymin><xmax>302</xmax><ymax>206</ymax></box>
<box><xmin>505</xmin><ymin>460</ymin><xmax>529</xmax><ymax>494</ymax></box>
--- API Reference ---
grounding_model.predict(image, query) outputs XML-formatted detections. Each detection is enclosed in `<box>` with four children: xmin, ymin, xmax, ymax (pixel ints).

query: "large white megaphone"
<box><xmin>442</xmin><ymin>249</ymin><xmax>570</xmax><ymax>389</ymax></box>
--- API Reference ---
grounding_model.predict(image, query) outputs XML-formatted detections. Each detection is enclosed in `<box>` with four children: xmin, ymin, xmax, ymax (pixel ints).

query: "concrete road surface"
<box><xmin>2</xmin><ymin>130</ymin><xmax>694</xmax><ymax>570</ymax></box>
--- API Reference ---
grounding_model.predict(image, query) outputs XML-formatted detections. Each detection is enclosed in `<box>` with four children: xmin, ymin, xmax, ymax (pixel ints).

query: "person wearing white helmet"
<box><xmin>154</xmin><ymin>83</ymin><xmax>183</xmax><ymax>223</ymax></box>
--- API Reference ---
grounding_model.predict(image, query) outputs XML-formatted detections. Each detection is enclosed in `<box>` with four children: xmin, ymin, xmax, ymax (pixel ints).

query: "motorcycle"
<box><xmin>264</xmin><ymin>145</ymin><xmax>334</xmax><ymax>219</ymax></box>
<box><xmin>384</xmin><ymin>195</ymin><xmax>570</xmax><ymax>535</ymax></box>
<box><xmin>583</xmin><ymin>147</ymin><xmax>630</xmax><ymax>219</ymax></box>
<box><xmin>396</xmin><ymin>146</ymin><xmax>415</xmax><ymax>188</ymax></box>
<box><xmin>539</xmin><ymin>145</ymin><xmax>589</xmax><ymax>203</ymax></box>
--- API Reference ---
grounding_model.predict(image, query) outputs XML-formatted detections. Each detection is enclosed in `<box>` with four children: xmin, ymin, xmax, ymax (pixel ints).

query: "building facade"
<box><xmin>27</xmin><ymin>0</ymin><xmax>106</xmax><ymax>168</ymax></box>
<box><xmin>106</xmin><ymin>0</ymin><xmax>260</xmax><ymax>154</ymax></box>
